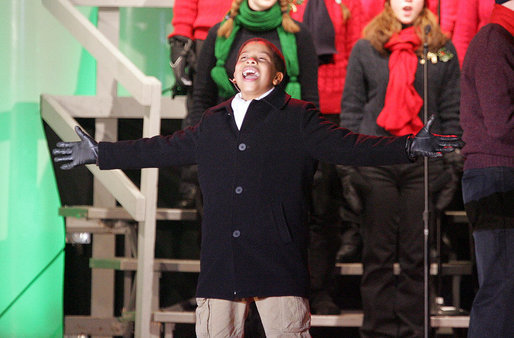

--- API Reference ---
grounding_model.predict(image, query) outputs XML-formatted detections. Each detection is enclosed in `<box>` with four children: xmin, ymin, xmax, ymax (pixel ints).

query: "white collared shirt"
<box><xmin>230</xmin><ymin>88</ymin><xmax>274</xmax><ymax>130</ymax></box>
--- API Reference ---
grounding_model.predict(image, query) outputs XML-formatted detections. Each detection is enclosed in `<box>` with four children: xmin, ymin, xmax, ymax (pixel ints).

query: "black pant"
<box><xmin>358</xmin><ymin>160</ymin><xmax>442</xmax><ymax>338</ymax></box>
<box><xmin>309</xmin><ymin>115</ymin><xmax>343</xmax><ymax>297</ymax></box>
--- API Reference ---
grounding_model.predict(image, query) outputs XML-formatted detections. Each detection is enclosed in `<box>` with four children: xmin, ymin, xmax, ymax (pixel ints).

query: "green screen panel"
<box><xmin>0</xmin><ymin>103</ymin><xmax>65</xmax><ymax>337</ymax></box>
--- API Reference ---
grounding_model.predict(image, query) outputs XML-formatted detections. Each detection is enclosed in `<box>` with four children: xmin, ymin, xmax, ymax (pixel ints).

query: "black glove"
<box><xmin>52</xmin><ymin>126</ymin><xmax>98</xmax><ymax>170</ymax></box>
<box><xmin>169</xmin><ymin>35</ymin><xmax>195</xmax><ymax>97</ymax></box>
<box><xmin>406</xmin><ymin>115</ymin><xmax>464</xmax><ymax>161</ymax></box>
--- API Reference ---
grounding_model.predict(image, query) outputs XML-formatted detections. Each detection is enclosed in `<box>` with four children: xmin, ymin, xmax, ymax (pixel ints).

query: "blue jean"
<box><xmin>462</xmin><ymin>167</ymin><xmax>514</xmax><ymax>337</ymax></box>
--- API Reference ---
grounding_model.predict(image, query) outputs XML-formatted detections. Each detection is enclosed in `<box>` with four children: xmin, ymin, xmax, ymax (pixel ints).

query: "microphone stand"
<box><xmin>422</xmin><ymin>25</ymin><xmax>431</xmax><ymax>338</ymax></box>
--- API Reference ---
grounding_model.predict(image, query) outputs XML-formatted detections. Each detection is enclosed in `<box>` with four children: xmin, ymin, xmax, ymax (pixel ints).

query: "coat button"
<box><xmin>232</xmin><ymin>230</ymin><xmax>241</xmax><ymax>238</ymax></box>
<box><xmin>235</xmin><ymin>186</ymin><xmax>243</xmax><ymax>194</ymax></box>
<box><xmin>238</xmin><ymin>143</ymin><xmax>247</xmax><ymax>151</ymax></box>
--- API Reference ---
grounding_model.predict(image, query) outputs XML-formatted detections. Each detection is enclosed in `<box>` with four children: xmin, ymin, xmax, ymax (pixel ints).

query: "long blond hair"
<box><xmin>363</xmin><ymin>1</ymin><xmax>448</xmax><ymax>56</ymax></box>
<box><xmin>217</xmin><ymin>0</ymin><xmax>300</xmax><ymax>38</ymax></box>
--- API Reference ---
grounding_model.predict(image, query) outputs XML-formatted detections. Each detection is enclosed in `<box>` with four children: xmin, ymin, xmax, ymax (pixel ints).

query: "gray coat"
<box><xmin>341</xmin><ymin>39</ymin><xmax>461</xmax><ymax>136</ymax></box>
<box><xmin>98</xmin><ymin>88</ymin><xmax>411</xmax><ymax>300</ymax></box>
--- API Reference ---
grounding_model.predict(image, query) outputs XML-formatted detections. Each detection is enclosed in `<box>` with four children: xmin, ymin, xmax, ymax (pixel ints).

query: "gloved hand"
<box><xmin>169</xmin><ymin>35</ymin><xmax>195</xmax><ymax>97</ymax></box>
<box><xmin>406</xmin><ymin>115</ymin><xmax>464</xmax><ymax>161</ymax></box>
<box><xmin>52</xmin><ymin>126</ymin><xmax>98</xmax><ymax>170</ymax></box>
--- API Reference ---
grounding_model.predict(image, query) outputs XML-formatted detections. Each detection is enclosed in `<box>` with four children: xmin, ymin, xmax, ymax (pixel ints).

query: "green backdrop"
<box><xmin>0</xmin><ymin>1</ymin><xmax>173</xmax><ymax>336</ymax></box>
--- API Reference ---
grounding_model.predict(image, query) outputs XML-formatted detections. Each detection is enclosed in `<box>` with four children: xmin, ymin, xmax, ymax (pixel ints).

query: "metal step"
<box><xmin>444</xmin><ymin>210</ymin><xmax>468</xmax><ymax>223</ymax></box>
<box><xmin>64</xmin><ymin>315</ymin><xmax>133</xmax><ymax>336</ymax></box>
<box><xmin>89</xmin><ymin>257</ymin><xmax>472</xmax><ymax>276</ymax></box>
<box><xmin>335</xmin><ymin>261</ymin><xmax>472</xmax><ymax>275</ymax></box>
<box><xmin>61</xmin><ymin>205</ymin><xmax>198</xmax><ymax>235</ymax></box>
<box><xmin>90</xmin><ymin>257</ymin><xmax>201</xmax><ymax>272</ymax></box>
<box><xmin>152</xmin><ymin>310</ymin><xmax>470</xmax><ymax>328</ymax></box>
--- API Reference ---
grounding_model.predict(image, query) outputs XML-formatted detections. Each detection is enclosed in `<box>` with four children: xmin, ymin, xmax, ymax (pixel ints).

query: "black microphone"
<box><xmin>424</xmin><ymin>25</ymin><xmax>431</xmax><ymax>50</ymax></box>
<box><xmin>423</xmin><ymin>25</ymin><xmax>431</xmax><ymax>61</ymax></box>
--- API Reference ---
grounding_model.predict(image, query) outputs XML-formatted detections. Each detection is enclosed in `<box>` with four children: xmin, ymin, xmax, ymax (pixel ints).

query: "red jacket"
<box><xmin>292</xmin><ymin>0</ymin><xmax>365</xmax><ymax>114</ymax></box>
<box><xmin>453</xmin><ymin>0</ymin><xmax>494</xmax><ymax>66</ymax></box>
<box><xmin>427</xmin><ymin>0</ymin><xmax>459</xmax><ymax>37</ymax></box>
<box><xmin>168</xmin><ymin>0</ymin><xmax>232</xmax><ymax>40</ymax></box>
<box><xmin>360</xmin><ymin>0</ymin><xmax>384</xmax><ymax>23</ymax></box>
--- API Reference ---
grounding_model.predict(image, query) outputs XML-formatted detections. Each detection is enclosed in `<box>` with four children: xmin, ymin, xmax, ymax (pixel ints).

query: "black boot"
<box><xmin>309</xmin><ymin>225</ymin><xmax>341</xmax><ymax>315</ymax></box>
<box><xmin>336</xmin><ymin>225</ymin><xmax>362</xmax><ymax>263</ymax></box>
<box><xmin>310</xmin><ymin>290</ymin><xmax>341</xmax><ymax>315</ymax></box>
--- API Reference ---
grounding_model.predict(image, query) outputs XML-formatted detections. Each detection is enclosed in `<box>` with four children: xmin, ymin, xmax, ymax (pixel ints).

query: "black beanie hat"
<box><xmin>496</xmin><ymin>0</ymin><xmax>509</xmax><ymax>4</ymax></box>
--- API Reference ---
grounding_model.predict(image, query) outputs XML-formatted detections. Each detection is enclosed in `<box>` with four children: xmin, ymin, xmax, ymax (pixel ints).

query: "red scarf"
<box><xmin>490</xmin><ymin>4</ymin><xmax>514</xmax><ymax>37</ymax></box>
<box><xmin>377</xmin><ymin>26</ymin><xmax>423</xmax><ymax>136</ymax></box>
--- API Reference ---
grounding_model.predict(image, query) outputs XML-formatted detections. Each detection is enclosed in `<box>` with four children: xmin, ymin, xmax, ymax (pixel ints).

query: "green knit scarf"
<box><xmin>211</xmin><ymin>0</ymin><xmax>301</xmax><ymax>99</ymax></box>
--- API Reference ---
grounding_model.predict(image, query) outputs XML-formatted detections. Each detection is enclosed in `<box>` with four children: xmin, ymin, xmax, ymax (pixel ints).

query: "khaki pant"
<box><xmin>195</xmin><ymin>296</ymin><xmax>311</xmax><ymax>337</ymax></box>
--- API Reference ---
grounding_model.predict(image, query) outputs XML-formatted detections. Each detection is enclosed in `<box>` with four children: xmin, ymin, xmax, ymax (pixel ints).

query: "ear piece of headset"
<box><xmin>230</xmin><ymin>78</ymin><xmax>241</xmax><ymax>92</ymax></box>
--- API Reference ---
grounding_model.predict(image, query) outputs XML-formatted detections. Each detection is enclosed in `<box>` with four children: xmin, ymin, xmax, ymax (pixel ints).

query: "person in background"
<box><xmin>168</xmin><ymin>0</ymin><xmax>232</xmax><ymax>101</ymax></box>
<box><xmin>452</xmin><ymin>0</ymin><xmax>494</xmax><ymax>66</ymax></box>
<box><xmin>460</xmin><ymin>0</ymin><xmax>514</xmax><ymax>336</ymax></box>
<box><xmin>340</xmin><ymin>0</ymin><xmax>462</xmax><ymax>336</ymax></box>
<box><xmin>188</xmin><ymin>0</ymin><xmax>319</xmax><ymax>127</ymax></box>
<box><xmin>168</xmin><ymin>0</ymin><xmax>232</xmax><ymax>209</ymax></box>
<box><xmin>53</xmin><ymin>37</ymin><xmax>462</xmax><ymax>338</ymax></box>
<box><xmin>290</xmin><ymin>0</ymin><xmax>366</xmax><ymax>314</ymax></box>
<box><xmin>337</xmin><ymin>0</ymin><xmax>460</xmax><ymax>272</ymax></box>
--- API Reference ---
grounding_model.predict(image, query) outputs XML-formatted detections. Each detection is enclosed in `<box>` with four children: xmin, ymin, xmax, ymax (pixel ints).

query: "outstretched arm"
<box><xmin>406</xmin><ymin>115</ymin><xmax>464</xmax><ymax>161</ymax></box>
<box><xmin>52</xmin><ymin>126</ymin><xmax>98</xmax><ymax>170</ymax></box>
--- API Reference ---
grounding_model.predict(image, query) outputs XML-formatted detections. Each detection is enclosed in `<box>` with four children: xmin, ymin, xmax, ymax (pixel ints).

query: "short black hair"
<box><xmin>238</xmin><ymin>38</ymin><xmax>286</xmax><ymax>74</ymax></box>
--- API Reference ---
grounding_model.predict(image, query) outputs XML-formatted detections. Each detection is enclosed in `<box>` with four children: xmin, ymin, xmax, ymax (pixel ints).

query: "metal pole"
<box><xmin>423</xmin><ymin>24</ymin><xmax>432</xmax><ymax>338</ymax></box>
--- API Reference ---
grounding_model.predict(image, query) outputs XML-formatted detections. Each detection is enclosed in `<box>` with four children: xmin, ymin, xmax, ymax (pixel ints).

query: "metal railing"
<box><xmin>41</xmin><ymin>0</ymin><xmax>175</xmax><ymax>336</ymax></box>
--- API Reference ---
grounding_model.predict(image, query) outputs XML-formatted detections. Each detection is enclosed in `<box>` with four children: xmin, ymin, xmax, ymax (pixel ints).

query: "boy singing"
<box><xmin>53</xmin><ymin>38</ymin><xmax>461</xmax><ymax>337</ymax></box>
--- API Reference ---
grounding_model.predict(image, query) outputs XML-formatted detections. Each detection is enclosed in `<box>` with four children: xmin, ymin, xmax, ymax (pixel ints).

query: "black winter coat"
<box><xmin>98</xmin><ymin>88</ymin><xmax>411</xmax><ymax>300</ymax></box>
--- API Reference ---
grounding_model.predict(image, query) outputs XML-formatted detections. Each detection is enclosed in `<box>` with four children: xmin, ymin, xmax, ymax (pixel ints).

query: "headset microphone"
<box><xmin>230</xmin><ymin>78</ymin><xmax>241</xmax><ymax>92</ymax></box>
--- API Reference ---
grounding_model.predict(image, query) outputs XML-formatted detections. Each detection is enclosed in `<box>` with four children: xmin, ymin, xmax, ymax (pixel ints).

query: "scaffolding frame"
<box><xmin>41</xmin><ymin>1</ymin><xmax>181</xmax><ymax>336</ymax></box>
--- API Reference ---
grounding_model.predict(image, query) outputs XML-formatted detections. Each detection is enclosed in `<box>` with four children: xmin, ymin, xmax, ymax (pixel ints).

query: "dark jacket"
<box><xmin>98</xmin><ymin>88</ymin><xmax>411</xmax><ymax>300</ymax></box>
<box><xmin>341</xmin><ymin>39</ymin><xmax>461</xmax><ymax>137</ymax></box>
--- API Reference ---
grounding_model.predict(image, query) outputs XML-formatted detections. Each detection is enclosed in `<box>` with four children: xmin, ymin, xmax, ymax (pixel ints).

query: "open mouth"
<box><xmin>242</xmin><ymin>67</ymin><xmax>259</xmax><ymax>80</ymax></box>
<box><xmin>402</xmin><ymin>5</ymin><xmax>413</xmax><ymax>13</ymax></box>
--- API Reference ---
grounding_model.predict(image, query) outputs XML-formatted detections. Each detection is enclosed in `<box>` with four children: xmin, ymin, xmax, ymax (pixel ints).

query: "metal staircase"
<box><xmin>41</xmin><ymin>0</ymin><xmax>184</xmax><ymax>336</ymax></box>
